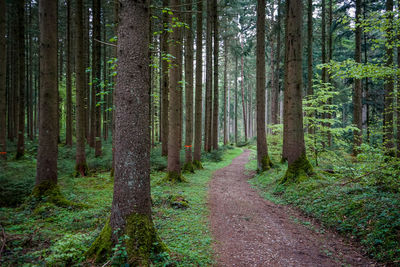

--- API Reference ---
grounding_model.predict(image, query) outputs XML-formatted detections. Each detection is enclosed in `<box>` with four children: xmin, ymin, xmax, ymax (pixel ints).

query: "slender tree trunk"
<box><xmin>271</xmin><ymin>0</ymin><xmax>279</xmax><ymax>126</ymax></box>
<box><xmin>75</xmin><ymin>0</ymin><xmax>88</xmax><ymax>176</ymax></box>
<box><xmin>0</xmin><ymin>0</ymin><xmax>6</xmax><ymax>160</ymax></box>
<box><xmin>235</xmin><ymin>56</ymin><xmax>238</xmax><ymax>145</ymax></box>
<box><xmin>306</xmin><ymin>0</ymin><xmax>313</xmax><ymax>134</ymax></box>
<box><xmin>16</xmin><ymin>0</ymin><xmax>25</xmax><ymax>159</ymax></box>
<box><xmin>193</xmin><ymin>0</ymin><xmax>203</xmax><ymax>166</ymax></box>
<box><xmin>256</xmin><ymin>0</ymin><xmax>272</xmax><ymax>171</ymax></box>
<box><xmin>327</xmin><ymin>0</ymin><xmax>333</xmax><ymax>146</ymax></box>
<box><xmin>321</xmin><ymin>0</ymin><xmax>326</xmax><ymax>84</ymax></box>
<box><xmin>93</xmin><ymin>0</ymin><xmax>102</xmax><ymax>156</ymax></box>
<box><xmin>66</xmin><ymin>0</ymin><xmax>73</xmax><ymax>147</ymax></box>
<box><xmin>223</xmin><ymin>37</ymin><xmax>228</xmax><ymax>145</ymax></box>
<box><xmin>281</xmin><ymin>0</ymin><xmax>313</xmax><ymax>183</ymax></box>
<box><xmin>353</xmin><ymin>0</ymin><xmax>362</xmax><ymax>155</ymax></box>
<box><xmin>35</xmin><ymin>0</ymin><xmax>58</xmax><ymax>189</ymax></box>
<box><xmin>212</xmin><ymin>0</ymin><xmax>219</xmax><ymax>150</ymax></box>
<box><xmin>204</xmin><ymin>0</ymin><xmax>213</xmax><ymax>152</ymax></box>
<box><xmin>240</xmin><ymin>42</ymin><xmax>247</xmax><ymax>142</ymax></box>
<box><xmin>166</xmin><ymin>0</ymin><xmax>184</xmax><ymax>181</ymax></box>
<box><xmin>184</xmin><ymin>0</ymin><xmax>194</xmax><ymax>171</ymax></box>
<box><xmin>161</xmin><ymin>0</ymin><xmax>169</xmax><ymax>157</ymax></box>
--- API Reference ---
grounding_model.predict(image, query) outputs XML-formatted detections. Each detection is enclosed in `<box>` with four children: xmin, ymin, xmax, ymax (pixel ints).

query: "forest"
<box><xmin>0</xmin><ymin>0</ymin><xmax>400</xmax><ymax>266</ymax></box>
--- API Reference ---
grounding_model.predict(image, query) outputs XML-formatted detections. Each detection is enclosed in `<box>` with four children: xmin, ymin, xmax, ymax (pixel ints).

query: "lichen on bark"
<box><xmin>280</xmin><ymin>153</ymin><xmax>313</xmax><ymax>184</ymax></box>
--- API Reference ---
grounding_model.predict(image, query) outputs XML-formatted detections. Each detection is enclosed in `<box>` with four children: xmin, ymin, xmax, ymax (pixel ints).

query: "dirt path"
<box><xmin>209</xmin><ymin>150</ymin><xmax>377</xmax><ymax>267</ymax></box>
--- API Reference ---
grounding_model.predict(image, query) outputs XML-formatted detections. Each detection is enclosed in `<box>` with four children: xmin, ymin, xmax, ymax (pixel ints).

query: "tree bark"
<box><xmin>36</xmin><ymin>0</ymin><xmax>58</xmax><ymax>188</ymax></box>
<box><xmin>235</xmin><ymin>56</ymin><xmax>238</xmax><ymax>145</ymax></box>
<box><xmin>306</xmin><ymin>0</ymin><xmax>313</xmax><ymax>135</ymax></box>
<box><xmin>75</xmin><ymin>0</ymin><xmax>88</xmax><ymax>176</ymax></box>
<box><xmin>240</xmin><ymin>42</ymin><xmax>247</xmax><ymax>142</ymax></box>
<box><xmin>223</xmin><ymin>37</ymin><xmax>228</xmax><ymax>145</ymax></box>
<box><xmin>93</xmin><ymin>0</ymin><xmax>102</xmax><ymax>156</ymax></box>
<box><xmin>256</xmin><ymin>0</ymin><xmax>272</xmax><ymax>171</ymax></box>
<box><xmin>193</xmin><ymin>0</ymin><xmax>203</xmax><ymax>166</ymax></box>
<box><xmin>16</xmin><ymin>0</ymin><xmax>25</xmax><ymax>159</ymax></box>
<box><xmin>212</xmin><ymin>0</ymin><xmax>219</xmax><ymax>150</ymax></box>
<box><xmin>204</xmin><ymin>0</ymin><xmax>213</xmax><ymax>152</ymax></box>
<box><xmin>281</xmin><ymin>0</ymin><xmax>313</xmax><ymax>183</ymax></box>
<box><xmin>0</xmin><ymin>0</ymin><xmax>6</xmax><ymax>160</ymax></box>
<box><xmin>184</xmin><ymin>0</ymin><xmax>194</xmax><ymax>171</ymax></box>
<box><xmin>66</xmin><ymin>0</ymin><xmax>73</xmax><ymax>147</ymax></box>
<box><xmin>161</xmin><ymin>0</ymin><xmax>170</xmax><ymax>157</ymax></box>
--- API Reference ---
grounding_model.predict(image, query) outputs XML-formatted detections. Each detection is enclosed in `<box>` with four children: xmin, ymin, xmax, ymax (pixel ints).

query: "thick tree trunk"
<box><xmin>223</xmin><ymin>37</ymin><xmax>228</xmax><ymax>145</ymax></box>
<box><xmin>256</xmin><ymin>0</ymin><xmax>272</xmax><ymax>171</ymax></box>
<box><xmin>66</xmin><ymin>0</ymin><xmax>73</xmax><ymax>147</ymax></box>
<box><xmin>271</xmin><ymin>0</ymin><xmax>280</xmax><ymax>126</ymax></box>
<box><xmin>93</xmin><ymin>0</ymin><xmax>102</xmax><ymax>156</ymax></box>
<box><xmin>161</xmin><ymin>0</ymin><xmax>169</xmax><ymax>157</ymax></box>
<box><xmin>166</xmin><ymin>0</ymin><xmax>184</xmax><ymax>181</ymax></box>
<box><xmin>212</xmin><ymin>0</ymin><xmax>219</xmax><ymax>150</ymax></box>
<box><xmin>281</xmin><ymin>0</ymin><xmax>313</xmax><ymax>183</ymax></box>
<box><xmin>383</xmin><ymin>0</ymin><xmax>395</xmax><ymax>156</ymax></box>
<box><xmin>193</xmin><ymin>0</ymin><xmax>203</xmax><ymax>167</ymax></box>
<box><xmin>240</xmin><ymin>45</ymin><xmax>247</xmax><ymax>142</ymax></box>
<box><xmin>306</xmin><ymin>0</ymin><xmax>313</xmax><ymax>134</ymax></box>
<box><xmin>75</xmin><ymin>0</ymin><xmax>88</xmax><ymax>176</ymax></box>
<box><xmin>0</xmin><ymin>0</ymin><xmax>6</xmax><ymax>160</ymax></box>
<box><xmin>86</xmin><ymin>1</ymin><xmax>165</xmax><ymax>264</ymax></box>
<box><xmin>204</xmin><ymin>0</ymin><xmax>213</xmax><ymax>152</ymax></box>
<box><xmin>16</xmin><ymin>0</ymin><xmax>25</xmax><ymax>159</ymax></box>
<box><xmin>35</xmin><ymin>0</ymin><xmax>59</xmax><ymax>190</ymax></box>
<box><xmin>184</xmin><ymin>0</ymin><xmax>194</xmax><ymax>172</ymax></box>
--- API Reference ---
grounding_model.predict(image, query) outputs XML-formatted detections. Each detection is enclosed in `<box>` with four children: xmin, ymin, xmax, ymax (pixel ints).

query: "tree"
<box><xmin>281</xmin><ymin>0</ymin><xmax>313</xmax><ymax>183</ymax></box>
<box><xmin>0</xmin><ymin>0</ymin><xmax>6</xmax><ymax>160</ymax></box>
<box><xmin>16</xmin><ymin>0</ymin><xmax>25</xmax><ymax>159</ymax></box>
<box><xmin>184</xmin><ymin>0</ymin><xmax>195</xmax><ymax>172</ymax></box>
<box><xmin>161</xmin><ymin>0</ymin><xmax>169</xmax><ymax>157</ymax></box>
<box><xmin>204</xmin><ymin>0</ymin><xmax>213</xmax><ymax>152</ymax></box>
<box><xmin>212</xmin><ymin>0</ymin><xmax>219</xmax><ymax>150</ymax></box>
<box><xmin>223</xmin><ymin>36</ymin><xmax>229</xmax><ymax>145</ymax></box>
<box><xmin>34</xmin><ymin>0</ymin><xmax>59</xmax><ymax>197</ymax></box>
<box><xmin>256</xmin><ymin>0</ymin><xmax>272</xmax><ymax>171</ymax></box>
<box><xmin>193</xmin><ymin>0</ymin><xmax>203</xmax><ymax>168</ymax></box>
<box><xmin>166</xmin><ymin>0</ymin><xmax>184</xmax><ymax>181</ymax></box>
<box><xmin>65</xmin><ymin>0</ymin><xmax>72</xmax><ymax>147</ymax></box>
<box><xmin>75</xmin><ymin>0</ymin><xmax>88</xmax><ymax>176</ymax></box>
<box><xmin>86</xmin><ymin>1</ymin><xmax>165</xmax><ymax>264</ymax></box>
<box><xmin>353</xmin><ymin>0</ymin><xmax>362</xmax><ymax>155</ymax></box>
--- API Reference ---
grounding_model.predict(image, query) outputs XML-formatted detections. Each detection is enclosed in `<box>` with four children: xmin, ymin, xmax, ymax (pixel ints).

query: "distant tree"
<box><xmin>256</xmin><ymin>0</ymin><xmax>272</xmax><ymax>171</ymax></box>
<box><xmin>161</xmin><ymin>0</ymin><xmax>169</xmax><ymax>157</ymax></box>
<box><xmin>65</xmin><ymin>0</ymin><xmax>73</xmax><ymax>147</ymax></box>
<box><xmin>281</xmin><ymin>0</ymin><xmax>313</xmax><ymax>183</ymax></box>
<box><xmin>353</xmin><ymin>0</ymin><xmax>362</xmax><ymax>155</ymax></box>
<box><xmin>205</xmin><ymin>0</ymin><xmax>213</xmax><ymax>152</ymax></box>
<box><xmin>0</xmin><ymin>0</ymin><xmax>6</xmax><ymax>160</ymax></box>
<box><xmin>212</xmin><ymin>0</ymin><xmax>219</xmax><ymax>150</ymax></box>
<box><xmin>16</xmin><ymin>0</ymin><xmax>25</xmax><ymax>159</ymax></box>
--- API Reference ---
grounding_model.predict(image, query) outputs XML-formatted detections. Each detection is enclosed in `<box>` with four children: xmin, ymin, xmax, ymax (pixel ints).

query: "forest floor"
<box><xmin>209</xmin><ymin>149</ymin><xmax>377</xmax><ymax>267</ymax></box>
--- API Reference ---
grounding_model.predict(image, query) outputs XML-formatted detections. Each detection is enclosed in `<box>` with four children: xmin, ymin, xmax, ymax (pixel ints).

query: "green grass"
<box><xmin>0</xmin><ymin>142</ymin><xmax>242</xmax><ymax>266</ymax></box>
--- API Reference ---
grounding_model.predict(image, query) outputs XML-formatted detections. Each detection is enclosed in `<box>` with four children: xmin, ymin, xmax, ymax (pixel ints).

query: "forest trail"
<box><xmin>208</xmin><ymin>150</ymin><xmax>376</xmax><ymax>267</ymax></box>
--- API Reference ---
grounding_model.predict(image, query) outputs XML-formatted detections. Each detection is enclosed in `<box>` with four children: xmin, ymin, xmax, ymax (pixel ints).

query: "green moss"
<box><xmin>168</xmin><ymin>194</ymin><xmax>189</xmax><ymax>209</ymax></box>
<box><xmin>161</xmin><ymin>171</ymin><xmax>187</xmax><ymax>183</ymax></box>
<box><xmin>182</xmin><ymin>162</ymin><xmax>195</xmax><ymax>173</ymax></box>
<box><xmin>280</xmin><ymin>153</ymin><xmax>314</xmax><ymax>184</ymax></box>
<box><xmin>125</xmin><ymin>213</ymin><xmax>167</xmax><ymax>265</ymax></box>
<box><xmin>74</xmin><ymin>162</ymin><xmax>89</xmax><ymax>177</ymax></box>
<box><xmin>192</xmin><ymin>160</ymin><xmax>203</xmax><ymax>170</ymax></box>
<box><xmin>85</xmin><ymin>219</ymin><xmax>113</xmax><ymax>263</ymax></box>
<box><xmin>259</xmin><ymin>155</ymin><xmax>273</xmax><ymax>172</ymax></box>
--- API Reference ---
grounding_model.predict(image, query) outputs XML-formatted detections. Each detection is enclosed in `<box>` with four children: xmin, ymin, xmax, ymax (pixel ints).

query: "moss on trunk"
<box><xmin>86</xmin><ymin>214</ymin><xmax>167</xmax><ymax>265</ymax></box>
<box><xmin>182</xmin><ymin>161</ymin><xmax>195</xmax><ymax>173</ymax></box>
<box><xmin>192</xmin><ymin>160</ymin><xmax>203</xmax><ymax>169</ymax></box>
<box><xmin>74</xmin><ymin>162</ymin><xmax>88</xmax><ymax>177</ymax></box>
<box><xmin>259</xmin><ymin>155</ymin><xmax>273</xmax><ymax>172</ymax></box>
<box><xmin>280</xmin><ymin>153</ymin><xmax>313</xmax><ymax>184</ymax></box>
<box><xmin>162</xmin><ymin>171</ymin><xmax>187</xmax><ymax>183</ymax></box>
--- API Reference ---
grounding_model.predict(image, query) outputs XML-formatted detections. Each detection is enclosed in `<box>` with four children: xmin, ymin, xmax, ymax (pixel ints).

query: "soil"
<box><xmin>208</xmin><ymin>150</ymin><xmax>379</xmax><ymax>267</ymax></box>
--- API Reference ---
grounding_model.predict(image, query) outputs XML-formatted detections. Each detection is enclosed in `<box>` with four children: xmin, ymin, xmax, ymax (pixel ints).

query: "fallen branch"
<box><xmin>340</xmin><ymin>166</ymin><xmax>386</xmax><ymax>186</ymax></box>
<box><xmin>94</xmin><ymin>38</ymin><xmax>117</xmax><ymax>47</ymax></box>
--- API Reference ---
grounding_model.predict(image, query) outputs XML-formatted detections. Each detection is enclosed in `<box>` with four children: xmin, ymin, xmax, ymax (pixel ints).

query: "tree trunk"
<box><xmin>16</xmin><ymin>0</ymin><xmax>25</xmax><ymax>159</ymax></box>
<box><xmin>66</xmin><ymin>0</ymin><xmax>73</xmax><ymax>147</ymax></box>
<box><xmin>204</xmin><ymin>0</ymin><xmax>213</xmax><ymax>152</ymax></box>
<box><xmin>212</xmin><ymin>0</ymin><xmax>219</xmax><ymax>150</ymax></box>
<box><xmin>86</xmin><ymin>1</ymin><xmax>165</xmax><ymax>264</ymax></box>
<box><xmin>223</xmin><ymin>37</ymin><xmax>228</xmax><ymax>145</ymax></box>
<box><xmin>35</xmin><ymin>0</ymin><xmax>59</xmax><ymax>191</ymax></box>
<box><xmin>193</xmin><ymin>0</ymin><xmax>203</xmax><ymax>167</ymax></box>
<box><xmin>240</xmin><ymin>44</ymin><xmax>247</xmax><ymax>142</ymax></box>
<box><xmin>281</xmin><ymin>0</ymin><xmax>313</xmax><ymax>183</ymax></box>
<box><xmin>256</xmin><ymin>0</ymin><xmax>272</xmax><ymax>171</ymax></box>
<box><xmin>184</xmin><ymin>0</ymin><xmax>194</xmax><ymax>172</ymax></box>
<box><xmin>75</xmin><ymin>0</ymin><xmax>88</xmax><ymax>176</ymax></box>
<box><xmin>93</xmin><ymin>0</ymin><xmax>102</xmax><ymax>156</ymax></box>
<box><xmin>0</xmin><ymin>0</ymin><xmax>6</xmax><ymax>160</ymax></box>
<box><xmin>161</xmin><ymin>0</ymin><xmax>169</xmax><ymax>157</ymax></box>
<box><xmin>383</xmin><ymin>0</ymin><xmax>395</xmax><ymax>156</ymax></box>
<box><xmin>235</xmin><ymin>56</ymin><xmax>238</xmax><ymax>145</ymax></box>
<box><xmin>306</xmin><ymin>0</ymin><xmax>313</xmax><ymax>134</ymax></box>
<box><xmin>166</xmin><ymin>0</ymin><xmax>184</xmax><ymax>181</ymax></box>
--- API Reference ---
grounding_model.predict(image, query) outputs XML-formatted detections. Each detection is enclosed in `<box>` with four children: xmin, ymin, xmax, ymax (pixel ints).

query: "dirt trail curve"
<box><xmin>209</xmin><ymin>150</ymin><xmax>377</xmax><ymax>267</ymax></box>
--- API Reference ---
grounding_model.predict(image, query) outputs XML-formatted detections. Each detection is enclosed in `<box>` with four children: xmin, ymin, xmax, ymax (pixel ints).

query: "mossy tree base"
<box><xmin>192</xmin><ymin>160</ymin><xmax>203</xmax><ymax>170</ymax></box>
<box><xmin>258</xmin><ymin>155</ymin><xmax>273</xmax><ymax>173</ymax></box>
<box><xmin>74</xmin><ymin>162</ymin><xmax>89</xmax><ymax>177</ymax></box>
<box><xmin>161</xmin><ymin>171</ymin><xmax>187</xmax><ymax>183</ymax></box>
<box><xmin>280</xmin><ymin>154</ymin><xmax>314</xmax><ymax>184</ymax></box>
<box><xmin>182</xmin><ymin>161</ymin><xmax>195</xmax><ymax>173</ymax></box>
<box><xmin>86</xmin><ymin>214</ymin><xmax>167</xmax><ymax>265</ymax></box>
